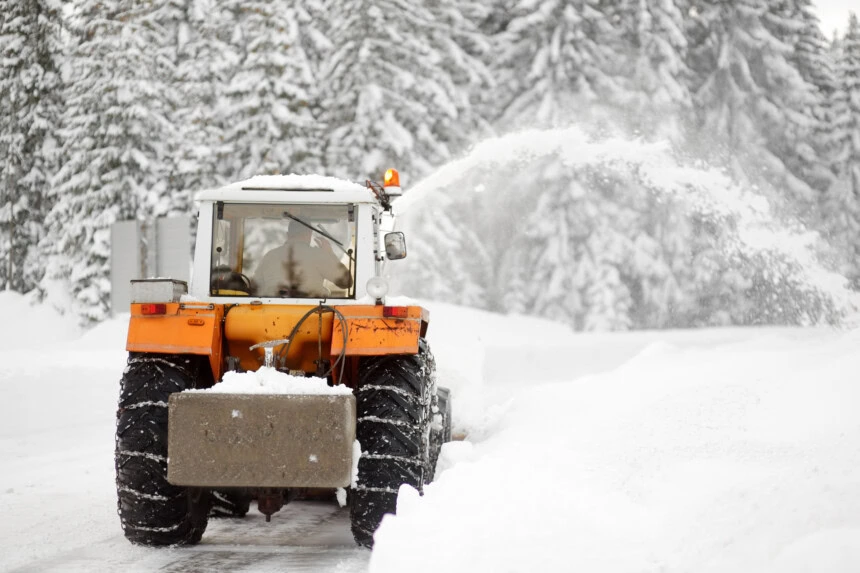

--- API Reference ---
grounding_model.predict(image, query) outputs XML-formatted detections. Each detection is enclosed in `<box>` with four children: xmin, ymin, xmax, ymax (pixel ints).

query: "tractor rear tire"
<box><xmin>115</xmin><ymin>353</ymin><xmax>212</xmax><ymax>546</ymax></box>
<box><xmin>350</xmin><ymin>341</ymin><xmax>435</xmax><ymax>548</ymax></box>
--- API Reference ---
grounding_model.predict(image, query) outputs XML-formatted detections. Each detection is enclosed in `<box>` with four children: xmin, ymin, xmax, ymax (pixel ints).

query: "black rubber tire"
<box><xmin>115</xmin><ymin>353</ymin><xmax>212</xmax><ymax>546</ymax></box>
<box><xmin>209</xmin><ymin>490</ymin><xmax>251</xmax><ymax>518</ymax></box>
<box><xmin>428</xmin><ymin>386</ymin><xmax>452</xmax><ymax>482</ymax></box>
<box><xmin>350</xmin><ymin>341</ymin><xmax>435</xmax><ymax>548</ymax></box>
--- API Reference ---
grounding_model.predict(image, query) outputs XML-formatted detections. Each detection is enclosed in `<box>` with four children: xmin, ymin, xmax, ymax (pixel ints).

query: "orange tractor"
<box><xmin>115</xmin><ymin>171</ymin><xmax>451</xmax><ymax>548</ymax></box>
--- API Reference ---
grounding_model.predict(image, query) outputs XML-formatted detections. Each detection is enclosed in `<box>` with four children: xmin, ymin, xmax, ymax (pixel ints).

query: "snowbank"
<box><xmin>0</xmin><ymin>290</ymin><xmax>80</xmax><ymax>348</ymax></box>
<box><xmin>370</xmin><ymin>326</ymin><xmax>860</xmax><ymax>573</ymax></box>
<box><xmin>0</xmin><ymin>295</ymin><xmax>129</xmax><ymax>571</ymax></box>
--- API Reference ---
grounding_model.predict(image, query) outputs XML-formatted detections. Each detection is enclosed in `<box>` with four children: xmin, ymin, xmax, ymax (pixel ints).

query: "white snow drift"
<box><xmin>372</xmin><ymin>314</ymin><xmax>860</xmax><ymax>573</ymax></box>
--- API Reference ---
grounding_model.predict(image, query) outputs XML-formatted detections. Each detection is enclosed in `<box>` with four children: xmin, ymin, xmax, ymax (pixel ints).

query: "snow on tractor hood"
<box><xmin>196</xmin><ymin>174</ymin><xmax>379</xmax><ymax>204</ymax></box>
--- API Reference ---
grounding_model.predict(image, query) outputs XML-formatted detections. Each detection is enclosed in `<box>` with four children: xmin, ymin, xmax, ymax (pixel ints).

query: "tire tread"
<box><xmin>115</xmin><ymin>353</ymin><xmax>211</xmax><ymax>546</ymax></box>
<box><xmin>349</xmin><ymin>341</ymin><xmax>436</xmax><ymax>547</ymax></box>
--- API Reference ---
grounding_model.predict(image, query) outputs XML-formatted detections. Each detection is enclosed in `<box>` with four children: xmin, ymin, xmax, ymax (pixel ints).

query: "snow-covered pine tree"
<box><xmin>687</xmin><ymin>0</ymin><xmax>824</xmax><ymax>219</ymax></box>
<box><xmin>492</xmin><ymin>0</ymin><xmax>627</xmax><ymax>129</ymax></box>
<box><xmin>617</xmin><ymin>0</ymin><xmax>692</xmax><ymax>140</ymax></box>
<box><xmin>423</xmin><ymin>0</ymin><xmax>495</xmax><ymax>156</ymax></box>
<box><xmin>512</xmin><ymin>168</ymin><xmax>637</xmax><ymax>331</ymax></box>
<box><xmin>793</xmin><ymin>0</ymin><xmax>839</xmax><ymax>99</ymax></box>
<box><xmin>460</xmin><ymin>0</ymin><xmax>510</xmax><ymax>132</ymax></box>
<box><xmin>322</xmin><ymin>0</ymin><xmax>467</xmax><ymax>182</ymax></box>
<box><xmin>139</xmin><ymin>0</ymin><xmax>195</xmax><ymax>218</ymax></box>
<box><xmin>503</xmin><ymin>176</ymin><xmax>588</xmax><ymax>328</ymax></box>
<box><xmin>0</xmin><ymin>0</ymin><xmax>63</xmax><ymax>293</ymax></box>
<box><xmin>621</xmin><ymin>180</ymin><xmax>690</xmax><ymax>328</ymax></box>
<box><xmin>761</xmin><ymin>0</ymin><xmax>834</xmax><ymax>206</ymax></box>
<box><xmin>833</xmin><ymin>14</ymin><xmax>860</xmax><ymax>200</ymax></box>
<box><xmin>788</xmin><ymin>0</ymin><xmax>839</xmax><ymax>197</ymax></box>
<box><xmin>218</xmin><ymin>0</ymin><xmax>321</xmax><ymax>180</ymax></box>
<box><xmin>170</xmin><ymin>0</ymin><xmax>238</xmax><ymax>210</ymax></box>
<box><xmin>298</xmin><ymin>0</ymin><xmax>333</xmax><ymax>77</ymax></box>
<box><xmin>42</xmin><ymin>0</ymin><xmax>176</xmax><ymax>322</ymax></box>
<box><xmin>826</xmin><ymin>13</ymin><xmax>860</xmax><ymax>288</ymax></box>
<box><xmin>478</xmin><ymin>0</ymin><xmax>516</xmax><ymax>36</ymax></box>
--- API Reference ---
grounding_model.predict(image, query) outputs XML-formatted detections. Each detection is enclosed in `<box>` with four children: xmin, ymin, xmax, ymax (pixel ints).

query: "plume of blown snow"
<box><xmin>398</xmin><ymin>126</ymin><xmax>859</xmax><ymax>321</ymax></box>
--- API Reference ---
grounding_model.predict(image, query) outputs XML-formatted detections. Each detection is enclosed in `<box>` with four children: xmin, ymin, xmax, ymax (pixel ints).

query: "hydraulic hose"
<box><xmin>276</xmin><ymin>304</ymin><xmax>349</xmax><ymax>386</ymax></box>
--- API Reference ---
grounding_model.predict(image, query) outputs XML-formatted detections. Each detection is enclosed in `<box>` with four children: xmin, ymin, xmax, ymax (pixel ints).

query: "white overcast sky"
<box><xmin>814</xmin><ymin>0</ymin><xmax>860</xmax><ymax>38</ymax></box>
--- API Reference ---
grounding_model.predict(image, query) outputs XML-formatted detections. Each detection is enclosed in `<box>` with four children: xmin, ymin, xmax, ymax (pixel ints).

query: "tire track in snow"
<box><xmin>7</xmin><ymin>501</ymin><xmax>370</xmax><ymax>573</ymax></box>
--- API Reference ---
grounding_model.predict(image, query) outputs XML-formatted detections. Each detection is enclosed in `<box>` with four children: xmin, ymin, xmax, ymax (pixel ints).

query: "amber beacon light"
<box><xmin>384</xmin><ymin>168</ymin><xmax>400</xmax><ymax>188</ymax></box>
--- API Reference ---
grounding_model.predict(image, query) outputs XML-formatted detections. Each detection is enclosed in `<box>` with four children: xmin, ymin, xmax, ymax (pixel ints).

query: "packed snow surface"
<box><xmin>2</xmin><ymin>296</ymin><xmax>859</xmax><ymax>572</ymax></box>
<box><xmin>192</xmin><ymin>367</ymin><xmax>353</xmax><ymax>395</ymax></box>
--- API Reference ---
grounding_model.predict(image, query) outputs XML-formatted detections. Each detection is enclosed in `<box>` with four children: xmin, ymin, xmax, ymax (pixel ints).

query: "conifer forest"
<box><xmin>1</xmin><ymin>0</ymin><xmax>859</xmax><ymax>328</ymax></box>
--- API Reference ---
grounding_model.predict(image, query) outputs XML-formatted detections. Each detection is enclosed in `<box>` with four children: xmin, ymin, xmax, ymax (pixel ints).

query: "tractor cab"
<box><xmin>189</xmin><ymin>173</ymin><xmax>404</xmax><ymax>304</ymax></box>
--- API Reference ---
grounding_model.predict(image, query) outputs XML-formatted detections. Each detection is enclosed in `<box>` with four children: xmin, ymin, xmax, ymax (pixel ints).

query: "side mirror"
<box><xmin>384</xmin><ymin>232</ymin><xmax>407</xmax><ymax>260</ymax></box>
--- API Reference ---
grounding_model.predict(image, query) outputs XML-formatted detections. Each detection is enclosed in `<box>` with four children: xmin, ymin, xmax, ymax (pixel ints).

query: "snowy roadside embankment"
<box><xmin>370</xmin><ymin>321</ymin><xmax>860</xmax><ymax>573</ymax></box>
<box><xmin>0</xmin><ymin>292</ymin><xmax>130</xmax><ymax>571</ymax></box>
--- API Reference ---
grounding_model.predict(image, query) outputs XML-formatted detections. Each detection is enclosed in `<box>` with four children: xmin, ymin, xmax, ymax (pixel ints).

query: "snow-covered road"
<box><xmin>10</xmin><ymin>503</ymin><xmax>367</xmax><ymax>573</ymax></box>
<box><xmin>0</xmin><ymin>293</ymin><xmax>370</xmax><ymax>573</ymax></box>
<box><xmin>1</xmin><ymin>292</ymin><xmax>859</xmax><ymax>572</ymax></box>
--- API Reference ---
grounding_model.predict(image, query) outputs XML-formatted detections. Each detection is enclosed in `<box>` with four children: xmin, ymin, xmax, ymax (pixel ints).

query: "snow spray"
<box><xmin>394</xmin><ymin>127</ymin><xmax>859</xmax><ymax>328</ymax></box>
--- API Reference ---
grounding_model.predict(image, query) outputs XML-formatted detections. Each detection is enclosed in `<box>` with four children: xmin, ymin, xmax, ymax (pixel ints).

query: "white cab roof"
<box><xmin>196</xmin><ymin>174</ymin><xmax>379</xmax><ymax>204</ymax></box>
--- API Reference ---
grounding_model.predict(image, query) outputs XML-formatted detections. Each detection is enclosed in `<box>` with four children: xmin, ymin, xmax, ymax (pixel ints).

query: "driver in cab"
<box><xmin>254</xmin><ymin>223</ymin><xmax>352</xmax><ymax>298</ymax></box>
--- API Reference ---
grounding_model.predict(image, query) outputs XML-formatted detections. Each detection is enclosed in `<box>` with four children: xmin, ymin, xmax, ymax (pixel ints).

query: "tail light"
<box><xmin>382</xmin><ymin>306</ymin><xmax>409</xmax><ymax>318</ymax></box>
<box><xmin>140</xmin><ymin>303</ymin><xmax>167</xmax><ymax>316</ymax></box>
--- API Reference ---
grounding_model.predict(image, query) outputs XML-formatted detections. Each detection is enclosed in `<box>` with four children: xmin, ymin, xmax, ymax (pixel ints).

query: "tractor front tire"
<box><xmin>350</xmin><ymin>341</ymin><xmax>435</xmax><ymax>547</ymax></box>
<box><xmin>115</xmin><ymin>354</ymin><xmax>212</xmax><ymax>546</ymax></box>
